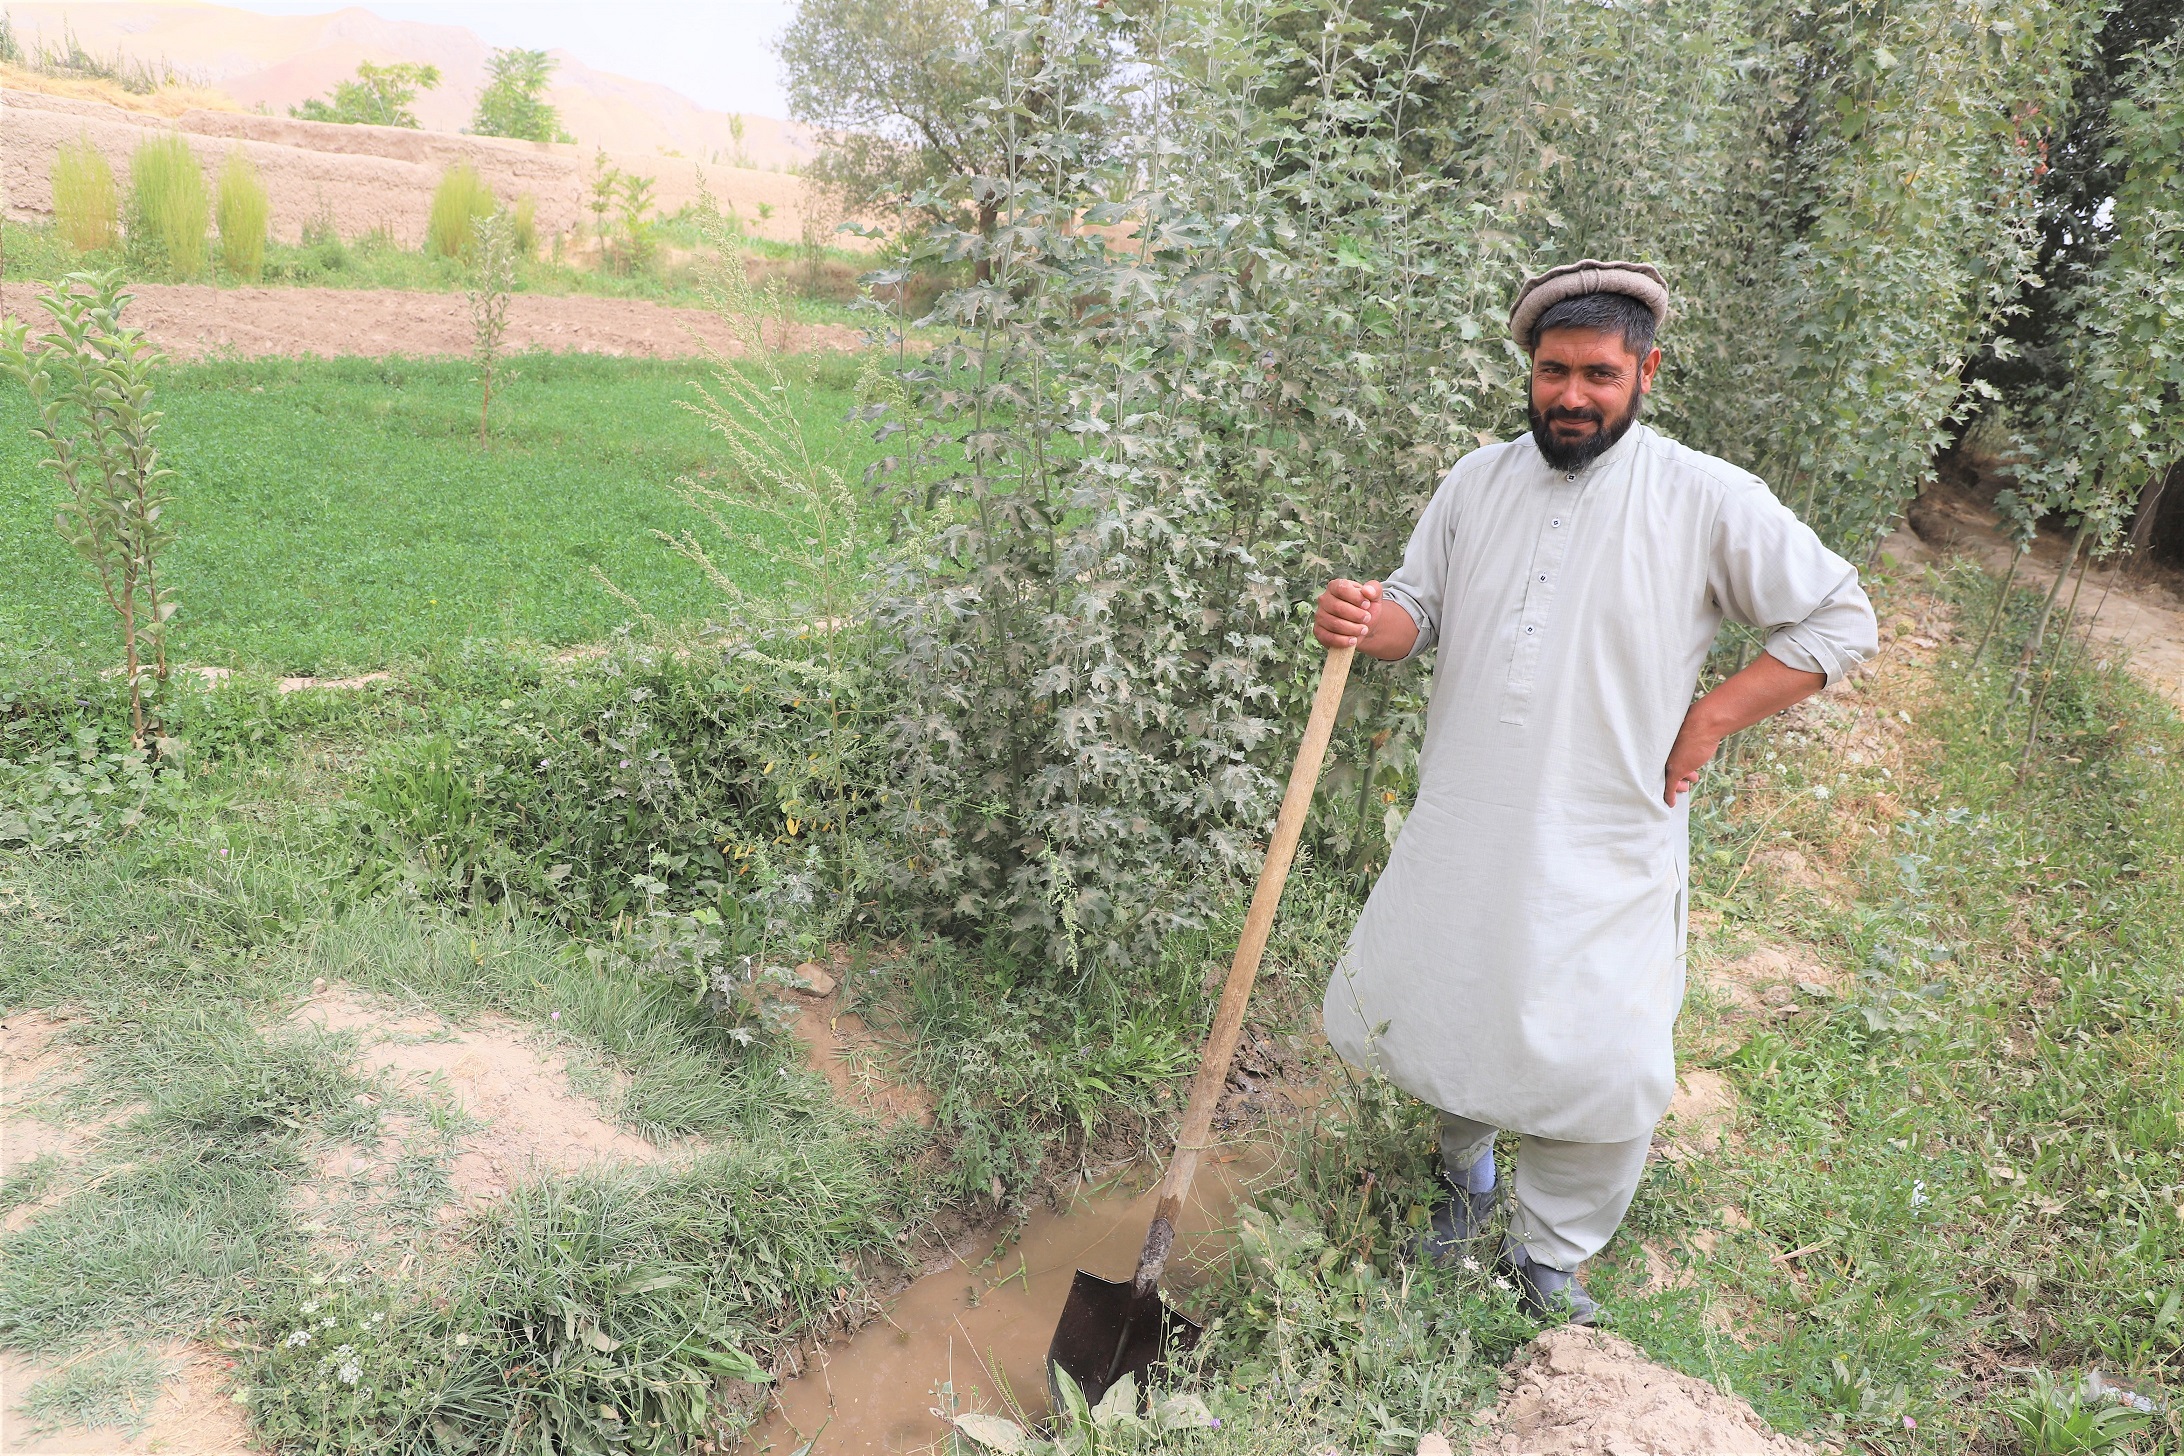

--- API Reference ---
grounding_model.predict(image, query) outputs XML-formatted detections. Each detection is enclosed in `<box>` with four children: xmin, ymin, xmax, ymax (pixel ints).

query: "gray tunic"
<box><xmin>1321</xmin><ymin>424</ymin><xmax>1877</xmax><ymax>1143</ymax></box>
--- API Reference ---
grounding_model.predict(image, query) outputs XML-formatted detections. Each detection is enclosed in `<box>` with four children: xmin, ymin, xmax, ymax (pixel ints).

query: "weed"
<box><xmin>215</xmin><ymin>149</ymin><xmax>269</xmax><ymax>282</ymax></box>
<box><xmin>16</xmin><ymin>1343</ymin><xmax>171</xmax><ymax>1437</ymax></box>
<box><xmin>125</xmin><ymin>134</ymin><xmax>209</xmax><ymax>279</ymax></box>
<box><xmin>49</xmin><ymin>135</ymin><xmax>118</xmax><ymax>256</ymax></box>
<box><xmin>2003</xmin><ymin>1370</ymin><xmax>2149</xmax><ymax>1454</ymax></box>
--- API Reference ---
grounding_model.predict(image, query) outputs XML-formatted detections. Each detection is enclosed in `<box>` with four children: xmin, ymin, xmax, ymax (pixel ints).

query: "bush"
<box><xmin>426</xmin><ymin>165</ymin><xmax>495</xmax><ymax>260</ymax></box>
<box><xmin>214</xmin><ymin>149</ymin><xmax>268</xmax><ymax>281</ymax></box>
<box><xmin>49</xmin><ymin>135</ymin><xmax>118</xmax><ymax>255</ymax></box>
<box><xmin>510</xmin><ymin>191</ymin><xmax>537</xmax><ymax>257</ymax></box>
<box><xmin>348</xmin><ymin>641</ymin><xmax>891</xmax><ymax>930</ymax></box>
<box><xmin>126</xmin><ymin>134</ymin><xmax>209</xmax><ymax>278</ymax></box>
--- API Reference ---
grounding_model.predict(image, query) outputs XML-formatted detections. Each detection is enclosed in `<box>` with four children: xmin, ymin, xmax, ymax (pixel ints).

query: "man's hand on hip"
<box><xmin>1316</xmin><ymin>579</ymin><xmax>1418</xmax><ymax>661</ymax></box>
<box><xmin>1664</xmin><ymin>652</ymin><xmax>1827</xmax><ymax>806</ymax></box>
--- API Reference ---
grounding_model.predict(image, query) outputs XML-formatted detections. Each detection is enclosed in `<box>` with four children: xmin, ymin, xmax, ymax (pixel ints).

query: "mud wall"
<box><xmin>2</xmin><ymin>88</ymin><xmax>838</xmax><ymax>250</ymax></box>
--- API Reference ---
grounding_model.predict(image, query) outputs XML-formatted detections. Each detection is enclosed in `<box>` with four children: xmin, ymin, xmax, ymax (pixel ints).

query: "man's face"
<box><xmin>1527</xmin><ymin>328</ymin><xmax>1661</xmax><ymax>471</ymax></box>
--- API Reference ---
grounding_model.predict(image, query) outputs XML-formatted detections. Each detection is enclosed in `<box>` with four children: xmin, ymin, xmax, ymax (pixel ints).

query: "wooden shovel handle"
<box><xmin>1131</xmin><ymin>644</ymin><xmax>1355</xmax><ymax>1296</ymax></box>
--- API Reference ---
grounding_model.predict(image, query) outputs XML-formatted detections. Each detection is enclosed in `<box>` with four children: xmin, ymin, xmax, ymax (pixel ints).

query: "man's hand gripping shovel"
<box><xmin>1045</xmin><ymin>644</ymin><xmax>1356</xmax><ymax>1407</ymax></box>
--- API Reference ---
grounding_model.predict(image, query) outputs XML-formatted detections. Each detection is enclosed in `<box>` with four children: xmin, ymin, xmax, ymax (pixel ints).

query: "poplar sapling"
<box><xmin>1</xmin><ymin>273</ymin><xmax>178</xmax><ymax>747</ymax></box>
<box><xmin>467</xmin><ymin>208</ymin><xmax>517</xmax><ymax>444</ymax></box>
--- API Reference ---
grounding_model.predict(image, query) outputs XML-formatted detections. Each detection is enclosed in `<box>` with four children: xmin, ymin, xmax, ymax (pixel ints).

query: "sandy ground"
<box><xmin>292</xmin><ymin>985</ymin><xmax>671</xmax><ymax>1218</ymax></box>
<box><xmin>0</xmin><ymin>1344</ymin><xmax>260</xmax><ymax>1456</ymax></box>
<box><xmin>68</xmin><ymin>284</ymin><xmax>865</xmax><ymax>362</ymax></box>
<box><xmin>1469</xmin><ymin>1328</ymin><xmax>1820</xmax><ymax>1454</ymax></box>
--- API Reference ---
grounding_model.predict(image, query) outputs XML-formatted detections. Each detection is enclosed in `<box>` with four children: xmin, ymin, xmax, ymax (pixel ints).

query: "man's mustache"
<box><xmin>1545</xmin><ymin>406</ymin><xmax>1606</xmax><ymax>428</ymax></box>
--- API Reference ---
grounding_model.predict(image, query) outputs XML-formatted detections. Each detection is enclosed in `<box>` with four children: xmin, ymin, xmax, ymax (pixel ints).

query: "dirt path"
<box><xmin>1906</xmin><ymin>481</ymin><xmax>2184</xmax><ymax>711</ymax></box>
<box><xmin>44</xmin><ymin>284</ymin><xmax>865</xmax><ymax>362</ymax></box>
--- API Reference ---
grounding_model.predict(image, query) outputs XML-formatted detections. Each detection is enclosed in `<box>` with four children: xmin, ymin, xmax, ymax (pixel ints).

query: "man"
<box><xmin>1315</xmin><ymin>260</ymin><xmax>1877</xmax><ymax>1322</ymax></box>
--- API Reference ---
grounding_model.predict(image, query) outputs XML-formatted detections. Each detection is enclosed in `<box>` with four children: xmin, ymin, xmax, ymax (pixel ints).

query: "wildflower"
<box><xmin>219</xmin><ymin>847</ymin><xmax>229</xmax><ymax>857</ymax></box>
<box><xmin>454</xmin><ymin>1333</ymin><xmax>472</xmax><ymax>1347</ymax></box>
<box><xmin>1211</xmin><ymin>1420</ymin><xmax>1222</xmax><ymax>1430</ymax></box>
<box><xmin>338</xmin><ymin>1361</ymin><xmax>362</xmax><ymax>1385</ymax></box>
<box><xmin>320</xmin><ymin>1316</ymin><xmax>337</xmax><ymax>1329</ymax></box>
<box><xmin>368</xmin><ymin>1312</ymin><xmax>384</xmax><ymax>1324</ymax></box>
<box><xmin>1461</xmin><ymin>1256</ymin><xmax>1481</xmax><ymax>1273</ymax></box>
<box><xmin>1902</xmin><ymin>1416</ymin><xmax>1916</xmax><ymax>1431</ymax></box>
<box><xmin>551</xmin><ymin>1011</ymin><xmax>561</xmax><ymax>1021</ymax></box>
<box><xmin>284</xmin><ymin>1330</ymin><xmax>312</xmax><ymax>1348</ymax></box>
<box><xmin>1910</xmin><ymin>1180</ymin><xmax>1929</xmax><ymax>1208</ymax></box>
<box><xmin>1811</xmin><ymin>786</ymin><xmax>1830</xmax><ymax>800</ymax></box>
<box><xmin>1492</xmin><ymin>1276</ymin><xmax>1512</xmax><ymax>1292</ymax></box>
<box><xmin>300</xmin><ymin>1302</ymin><xmax>319</xmax><ymax>1315</ymax></box>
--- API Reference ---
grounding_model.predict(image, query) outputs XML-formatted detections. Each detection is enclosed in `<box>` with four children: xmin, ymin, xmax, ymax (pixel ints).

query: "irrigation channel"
<box><xmin>744</xmin><ymin>1152</ymin><xmax>1275</xmax><ymax>1454</ymax></box>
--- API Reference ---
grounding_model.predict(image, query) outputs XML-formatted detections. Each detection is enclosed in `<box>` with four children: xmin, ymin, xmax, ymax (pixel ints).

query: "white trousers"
<box><xmin>1439</xmin><ymin>1111</ymin><xmax>1651</xmax><ymax>1271</ymax></box>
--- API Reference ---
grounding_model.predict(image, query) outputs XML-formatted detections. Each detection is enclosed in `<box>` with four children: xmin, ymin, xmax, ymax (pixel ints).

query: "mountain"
<box><xmin>4</xmin><ymin>1</ymin><xmax>816</xmax><ymax>171</ymax></box>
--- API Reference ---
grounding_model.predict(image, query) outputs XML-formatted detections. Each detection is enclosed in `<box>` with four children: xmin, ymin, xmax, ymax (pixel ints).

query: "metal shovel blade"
<box><xmin>1046</xmin><ymin>1270</ymin><xmax>1203</xmax><ymax>1409</ymax></box>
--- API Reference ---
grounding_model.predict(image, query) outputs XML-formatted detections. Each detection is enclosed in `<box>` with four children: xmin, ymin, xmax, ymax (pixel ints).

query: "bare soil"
<box><xmin>292</xmin><ymin>985</ymin><xmax>669</xmax><ymax>1217</ymax></box>
<box><xmin>0</xmin><ymin>1343</ymin><xmax>261</xmax><ymax>1456</ymax></box>
<box><xmin>100</xmin><ymin>284</ymin><xmax>862</xmax><ymax>362</ymax></box>
<box><xmin>1907</xmin><ymin>479</ymin><xmax>2184</xmax><ymax>711</ymax></box>
<box><xmin>1469</xmin><ymin>1327</ymin><xmax>1820</xmax><ymax>1455</ymax></box>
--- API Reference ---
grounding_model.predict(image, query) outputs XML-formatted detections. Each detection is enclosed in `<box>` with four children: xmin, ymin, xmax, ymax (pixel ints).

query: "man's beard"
<box><xmin>1528</xmin><ymin>392</ymin><xmax>1642</xmax><ymax>472</ymax></box>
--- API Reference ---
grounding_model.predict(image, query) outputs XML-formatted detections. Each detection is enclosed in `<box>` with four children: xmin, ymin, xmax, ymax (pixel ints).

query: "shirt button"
<box><xmin>1538</xmin><ymin>573</ymin><xmax>1548</xmax><ymax>582</ymax></box>
<box><xmin>1564</xmin><ymin>473</ymin><xmax>1575</xmax><ymax>481</ymax></box>
<box><xmin>1525</xmin><ymin>625</ymin><xmax>1536</xmax><ymax>634</ymax></box>
<box><xmin>1550</xmin><ymin>518</ymin><xmax>1562</xmax><ymax>528</ymax></box>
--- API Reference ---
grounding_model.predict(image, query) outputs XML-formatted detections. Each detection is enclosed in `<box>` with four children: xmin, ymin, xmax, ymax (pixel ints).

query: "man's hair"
<box><xmin>1529</xmin><ymin>290</ymin><xmax>1658</xmax><ymax>357</ymax></box>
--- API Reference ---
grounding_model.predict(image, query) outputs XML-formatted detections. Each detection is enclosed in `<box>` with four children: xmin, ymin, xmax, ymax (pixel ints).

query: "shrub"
<box><xmin>49</xmin><ymin>135</ymin><xmax>118</xmax><ymax>255</ymax></box>
<box><xmin>426</xmin><ymin>164</ymin><xmax>495</xmax><ymax>259</ymax></box>
<box><xmin>125</xmin><ymin>134</ymin><xmax>208</xmax><ymax>278</ymax></box>
<box><xmin>510</xmin><ymin>191</ymin><xmax>537</xmax><ymax>257</ymax></box>
<box><xmin>214</xmin><ymin>149</ymin><xmax>268</xmax><ymax>281</ymax></box>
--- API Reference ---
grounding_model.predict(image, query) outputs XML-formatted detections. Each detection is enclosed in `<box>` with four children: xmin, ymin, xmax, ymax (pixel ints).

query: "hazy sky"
<box><xmin>227</xmin><ymin>1</ymin><xmax>799</xmax><ymax>117</ymax></box>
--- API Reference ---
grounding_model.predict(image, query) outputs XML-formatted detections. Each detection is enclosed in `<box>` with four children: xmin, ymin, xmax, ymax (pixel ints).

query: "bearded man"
<box><xmin>1315</xmin><ymin>261</ymin><xmax>1878</xmax><ymax>1322</ymax></box>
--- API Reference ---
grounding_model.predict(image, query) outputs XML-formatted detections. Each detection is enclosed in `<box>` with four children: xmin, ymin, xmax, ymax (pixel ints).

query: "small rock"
<box><xmin>1416</xmin><ymin>1435</ymin><xmax>1454</xmax><ymax>1456</ymax></box>
<box><xmin>793</xmin><ymin>963</ymin><xmax>836</xmax><ymax>997</ymax></box>
<box><xmin>311</xmin><ymin>977</ymin><xmax>328</xmax><ymax>995</ymax></box>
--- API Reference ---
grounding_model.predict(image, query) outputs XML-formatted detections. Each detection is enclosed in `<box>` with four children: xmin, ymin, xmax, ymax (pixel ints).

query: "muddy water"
<box><xmin>743</xmin><ymin>1148</ymin><xmax>1278</xmax><ymax>1456</ymax></box>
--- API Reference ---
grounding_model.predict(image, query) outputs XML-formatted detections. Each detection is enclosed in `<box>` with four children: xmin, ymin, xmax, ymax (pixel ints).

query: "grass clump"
<box><xmin>16</xmin><ymin>1344</ymin><xmax>171</xmax><ymax>1437</ymax></box>
<box><xmin>0</xmin><ymin>1153</ymin><xmax>292</xmax><ymax>1353</ymax></box>
<box><xmin>215</xmin><ymin>149</ymin><xmax>269</xmax><ymax>281</ymax></box>
<box><xmin>426</xmin><ymin>164</ymin><xmax>495</xmax><ymax>260</ymax></box>
<box><xmin>49</xmin><ymin>135</ymin><xmax>118</xmax><ymax>255</ymax></box>
<box><xmin>126</xmin><ymin>134</ymin><xmax>209</xmax><ymax>279</ymax></box>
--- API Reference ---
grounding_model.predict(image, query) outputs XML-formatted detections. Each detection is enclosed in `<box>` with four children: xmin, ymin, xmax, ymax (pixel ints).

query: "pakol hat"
<box><xmin>1509</xmin><ymin>259</ymin><xmax>1670</xmax><ymax>349</ymax></box>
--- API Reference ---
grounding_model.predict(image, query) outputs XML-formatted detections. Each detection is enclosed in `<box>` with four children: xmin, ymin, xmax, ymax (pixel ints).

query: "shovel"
<box><xmin>1047</xmin><ymin>643</ymin><xmax>1356</xmax><ymax>1407</ymax></box>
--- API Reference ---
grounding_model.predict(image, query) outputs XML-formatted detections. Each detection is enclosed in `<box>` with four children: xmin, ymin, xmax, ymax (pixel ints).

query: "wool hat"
<box><xmin>1508</xmin><ymin>259</ymin><xmax>1670</xmax><ymax>349</ymax></box>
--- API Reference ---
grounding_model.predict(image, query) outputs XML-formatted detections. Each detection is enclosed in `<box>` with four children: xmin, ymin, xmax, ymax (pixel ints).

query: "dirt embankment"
<box><xmin>80</xmin><ymin>283</ymin><xmax>862</xmax><ymax>360</ymax></box>
<box><xmin>2</xmin><ymin>87</ymin><xmax>836</xmax><ymax>251</ymax></box>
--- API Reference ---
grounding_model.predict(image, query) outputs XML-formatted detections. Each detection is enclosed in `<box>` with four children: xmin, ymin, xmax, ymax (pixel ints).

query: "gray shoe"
<box><xmin>1498</xmin><ymin>1243</ymin><xmax>1600</xmax><ymax>1325</ymax></box>
<box><xmin>1411</xmin><ymin>1151</ymin><xmax>1499</xmax><ymax>1265</ymax></box>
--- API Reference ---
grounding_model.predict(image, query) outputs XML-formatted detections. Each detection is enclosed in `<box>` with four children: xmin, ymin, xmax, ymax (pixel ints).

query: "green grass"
<box><xmin>15</xmin><ymin>1344</ymin><xmax>171</xmax><ymax>1437</ymax></box>
<box><xmin>0</xmin><ymin>351</ymin><xmax>875</xmax><ymax>673</ymax></box>
<box><xmin>1566</xmin><ymin>562</ymin><xmax>2184</xmax><ymax>1448</ymax></box>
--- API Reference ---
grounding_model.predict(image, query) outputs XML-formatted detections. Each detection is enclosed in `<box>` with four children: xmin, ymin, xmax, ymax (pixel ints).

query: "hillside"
<box><xmin>4</xmin><ymin>1</ymin><xmax>816</xmax><ymax>170</ymax></box>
